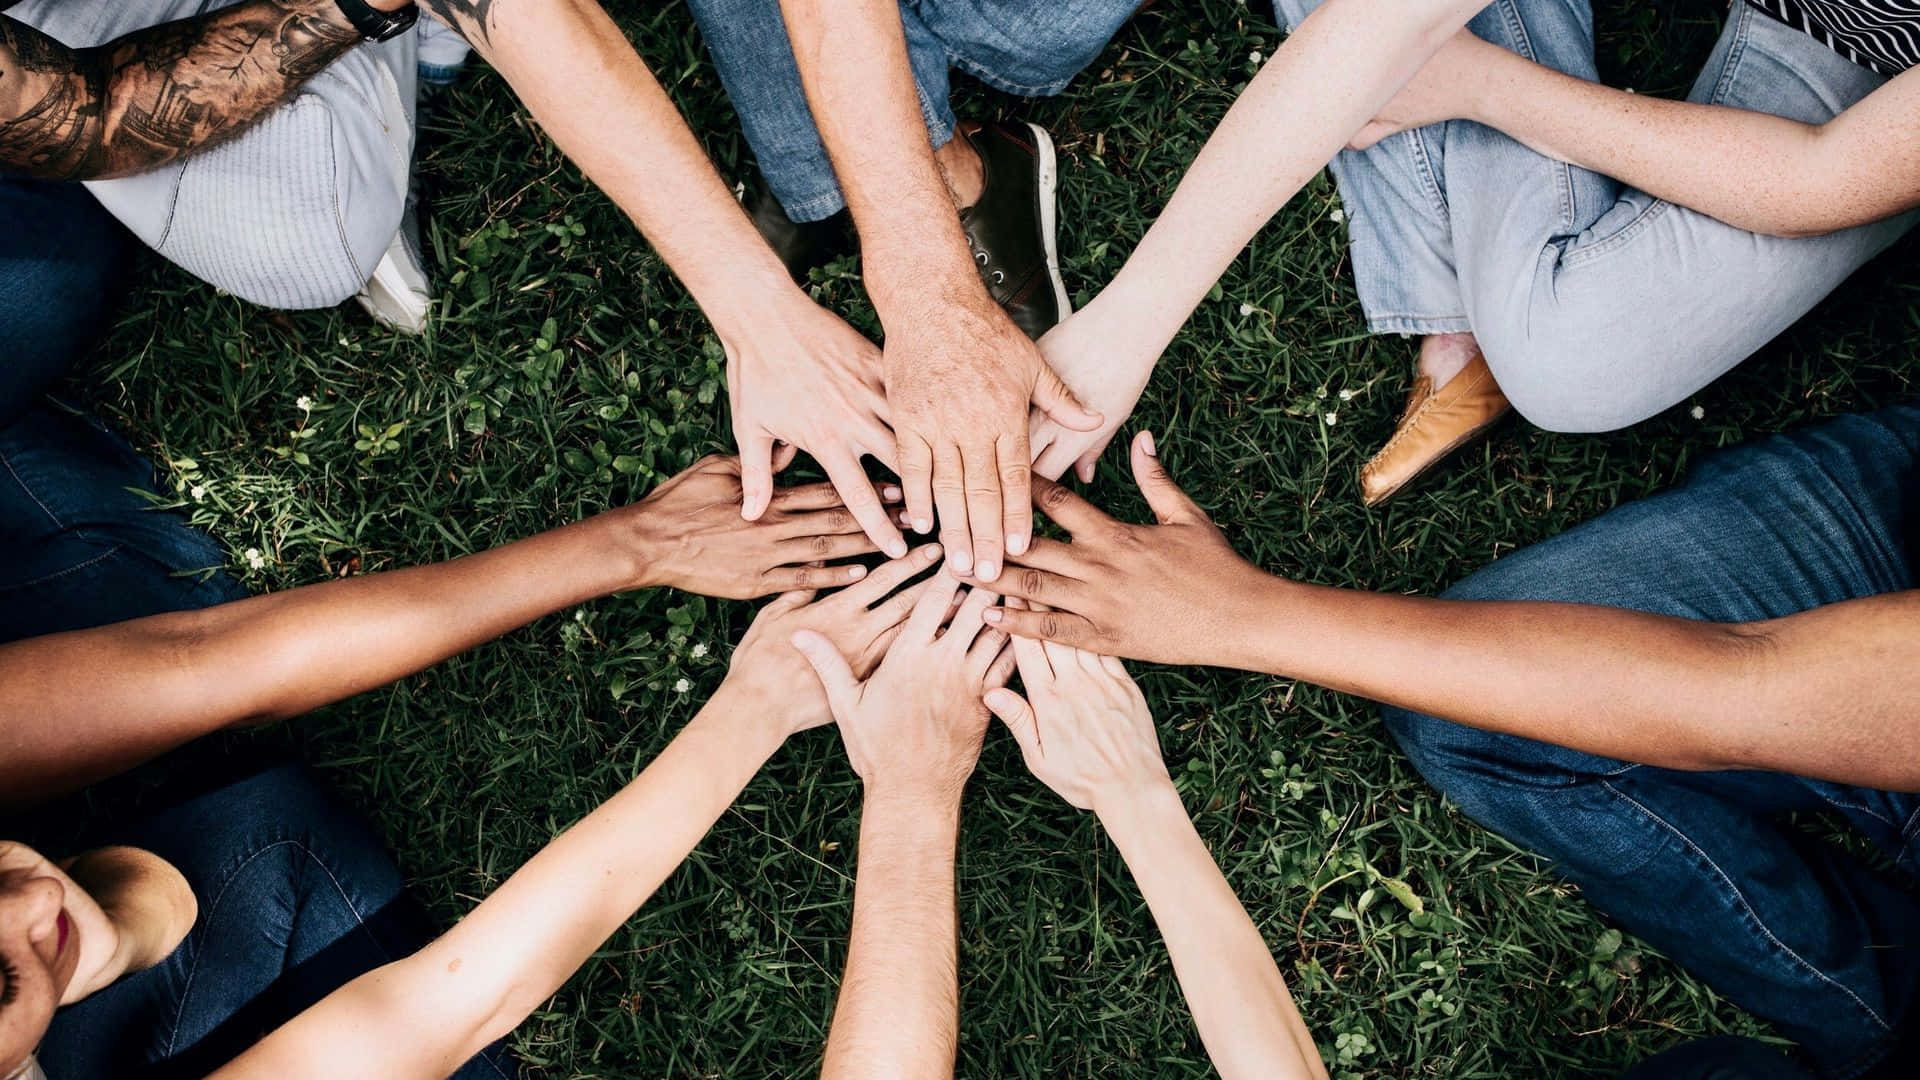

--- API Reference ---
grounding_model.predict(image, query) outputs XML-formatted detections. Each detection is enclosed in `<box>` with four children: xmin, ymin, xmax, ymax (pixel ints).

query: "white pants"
<box><xmin>10</xmin><ymin>0</ymin><xmax>417</xmax><ymax>309</ymax></box>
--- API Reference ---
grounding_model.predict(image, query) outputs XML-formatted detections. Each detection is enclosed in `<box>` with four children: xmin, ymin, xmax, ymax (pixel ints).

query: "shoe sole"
<box><xmin>1360</xmin><ymin>405</ymin><xmax>1510</xmax><ymax>507</ymax></box>
<box><xmin>1024</xmin><ymin>121</ymin><xmax>1072</xmax><ymax>320</ymax></box>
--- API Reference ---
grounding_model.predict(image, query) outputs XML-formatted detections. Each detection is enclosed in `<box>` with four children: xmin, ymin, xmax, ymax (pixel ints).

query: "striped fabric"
<box><xmin>1746</xmin><ymin>0</ymin><xmax>1920</xmax><ymax>76</ymax></box>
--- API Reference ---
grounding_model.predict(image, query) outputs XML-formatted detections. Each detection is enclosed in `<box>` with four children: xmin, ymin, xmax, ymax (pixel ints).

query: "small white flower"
<box><xmin>190</xmin><ymin>484</ymin><xmax>207</xmax><ymax>502</ymax></box>
<box><xmin>690</xmin><ymin>643</ymin><xmax>709</xmax><ymax>659</ymax></box>
<box><xmin>1329</xmin><ymin>207</ymin><xmax>1346</xmax><ymax>224</ymax></box>
<box><xmin>1690</xmin><ymin>405</ymin><xmax>1706</xmax><ymax>421</ymax></box>
<box><xmin>674</xmin><ymin>678</ymin><xmax>692</xmax><ymax>694</ymax></box>
<box><xmin>244</xmin><ymin>548</ymin><xmax>265</xmax><ymax>571</ymax></box>
<box><xmin>1323</xmin><ymin>412</ymin><xmax>1339</xmax><ymax>426</ymax></box>
<box><xmin>296</xmin><ymin>395</ymin><xmax>313</xmax><ymax>411</ymax></box>
<box><xmin>1238</xmin><ymin>302</ymin><xmax>1255</xmax><ymax>317</ymax></box>
<box><xmin>1248</xmin><ymin>50</ymin><xmax>1263</xmax><ymax>65</ymax></box>
<box><xmin>1316</xmin><ymin>386</ymin><xmax>1328</xmax><ymax>399</ymax></box>
<box><xmin>1338</xmin><ymin>388</ymin><xmax>1355</xmax><ymax>401</ymax></box>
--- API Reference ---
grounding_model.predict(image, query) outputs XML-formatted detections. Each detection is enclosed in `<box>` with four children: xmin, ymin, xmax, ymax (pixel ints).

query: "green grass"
<box><xmin>76</xmin><ymin>1</ymin><xmax>1919</xmax><ymax>1076</ymax></box>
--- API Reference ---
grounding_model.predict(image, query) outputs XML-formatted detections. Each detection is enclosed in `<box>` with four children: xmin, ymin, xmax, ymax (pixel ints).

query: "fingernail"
<box><xmin>978</xmin><ymin>559</ymin><xmax>1000</xmax><ymax>581</ymax></box>
<box><xmin>847</xmin><ymin>565</ymin><xmax>868</xmax><ymax>580</ymax></box>
<box><xmin>912</xmin><ymin>517</ymin><xmax>932</xmax><ymax>534</ymax></box>
<box><xmin>1141</xmin><ymin>431</ymin><xmax>1157</xmax><ymax>457</ymax></box>
<box><xmin>984</xmin><ymin>608</ymin><xmax>1003</xmax><ymax>624</ymax></box>
<box><xmin>949</xmin><ymin>547</ymin><xmax>974</xmax><ymax>573</ymax></box>
<box><xmin>1007</xmin><ymin>532</ymin><xmax>1029</xmax><ymax>556</ymax></box>
<box><xmin>923</xmin><ymin>543</ymin><xmax>943</xmax><ymax>560</ymax></box>
<box><xmin>882</xmin><ymin>485</ymin><xmax>903</xmax><ymax>501</ymax></box>
<box><xmin>886</xmin><ymin>539</ymin><xmax>908</xmax><ymax>558</ymax></box>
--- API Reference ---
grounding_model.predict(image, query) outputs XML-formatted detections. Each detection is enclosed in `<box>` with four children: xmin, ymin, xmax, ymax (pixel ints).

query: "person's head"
<box><xmin>0</xmin><ymin>842</ymin><xmax>114</xmax><ymax>1077</ymax></box>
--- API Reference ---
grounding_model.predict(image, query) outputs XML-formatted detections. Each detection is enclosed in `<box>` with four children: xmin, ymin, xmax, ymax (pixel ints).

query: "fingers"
<box><xmin>944</xmin><ymin>585</ymin><xmax>1001</xmax><ymax>650</ymax></box>
<box><xmin>985</xmin><ymin>687</ymin><xmax>1041</xmax><ymax>759</ymax></box>
<box><xmin>758</xmin><ymin>563</ymin><xmax>869</xmax><ymax>594</ymax></box>
<box><xmin>903</xmin><ymin>567</ymin><xmax>965</xmax><ymax>642</ymax></box>
<box><xmin>772</xmin><ymin>441</ymin><xmax>800</xmax><ymax>473</ymax></box>
<box><xmin>1074</xmin><ymin>448</ymin><xmax>1100</xmax><ymax>485</ymax></box>
<box><xmin>971</xmin><ymin>565</ymin><xmax>1084</xmax><ymax>610</ymax></box>
<box><xmin>864</xmin><ymin>569</ymin><xmax>940</xmax><ymax>631</ymax></box>
<box><xmin>980</xmin><ymin>606</ymin><xmax>1096</xmax><ymax>648</ymax></box>
<box><xmin>932</xmin><ymin>444</ymin><xmax>973</xmax><ymax>576</ymax></box>
<box><xmin>982</xmin><ymin>638</ymin><xmax>1017</xmax><ymax>689</ymax></box>
<box><xmin>1004</xmin><ymin>596</ymin><xmax>1055</xmax><ymax>683</ymax></box>
<box><xmin>1130</xmin><ymin>431</ymin><xmax>1206</xmax><ymax>526</ymax></box>
<box><xmin>1030</xmin><ymin>437</ymin><xmax>1077</xmax><ymax>483</ymax></box>
<box><xmin>998</xmin><ymin>433</ymin><xmax>1033</xmax><ymax>561</ymax></box>
<box><xmin>1029</xmin><ymin>476</ymin><xmax>1113</xmax><ymax>536</ymax></box>
<box><xmin>771</xmin><ymin>478</ymin><xmax>902</xmax><ymax>515</ymax></box>
<box><xmin>1031</xmin><ymin>362</ymin><xmax>1104</xmax><ymax>433</ymax></box>
<box><xmin>961</xmin><ymin>443</ymin><xmax>1004</xmax><ymax>581</ymax></box>
<box><xmin>967</xmin><ymin>627</ymin><xmax>1010</xmax><ymax>680</ymax></box>
<box><xmin>791</xmin><ymin>629</ymin><xmax>861</xmax><ymax>720</ymax></box>
<box><xmin>763</xmin><ymin>589</ymin><xmax>815</xmax><ymax>616</ymax></box>
<box><xmin>775</xmin><ymin>531</ymin><xmax>881</xmax><ymax>565</ymax></box>
<box><xmin>738</xmin><ymin>431</ymin><xmax>777</xmax><ymax>520</ymax></box>
<box><xmin>838</xmin><ymin>542</ymin><xmax>943</xmax><ymax>609</ymax></box>
<box><xmin>820</xmin><ymin>449</ymin><xmax>908</xmax><ymax>558</ymax></box>
<box><xmin>899</xmin><ymin>435</ymin><xmax>936</xmax><ymax>539</ymax></box>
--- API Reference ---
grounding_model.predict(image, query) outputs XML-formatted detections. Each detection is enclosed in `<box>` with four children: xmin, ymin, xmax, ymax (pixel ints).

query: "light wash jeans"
<box><xmin>1272</xmin><ymin>0</ymin><xmax>1917</xmax><ymax>433</ymax></box>
<box><xmin>7</xmin><ymin>0</ymin><xmax>415</xmax><ymax>310</ymax></box>
<box><xmin>686</xmin><ymin>0</ymin><xmax>1138</xmax><ymax>222</ymax></box>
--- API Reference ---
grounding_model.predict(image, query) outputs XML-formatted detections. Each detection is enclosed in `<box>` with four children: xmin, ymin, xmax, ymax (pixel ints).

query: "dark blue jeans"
<box><xmin>35</xmin><ymin>766</ymin><xmax>515</xmax><ymax>1079</ymax></box>
<box><xmin>1384</xmin><ymin>404</ymin><xmax>1920</xmax><ymax>1080</ymax></box>
<box><xmin>0</xmin><ymin>175</ymin><xmax>132</xmax><ymax>428</ymax></box>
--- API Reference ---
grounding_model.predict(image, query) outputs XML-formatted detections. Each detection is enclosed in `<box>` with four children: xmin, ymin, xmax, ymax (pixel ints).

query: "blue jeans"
<box><xmin>0</xmin><ymin>176</ymin><xmax>131</xmax><ymax>427</ymax></box>
<box><xmin>1382</xmin><ymin>403</ymin><xmax>1920</xmax><ymax>1079</ymax></box>
<box><xmin>35</xmin><ymin>765</ymin><xmax>516</xmax><ymax>1079</ymax></box>
<box><xmin>687</xmin><ymin>0</ymin><xmax>1138</xmax><ymax>221</ymax></box>
<box><xmin>1271</xmin><ymin>0</ymin><xmax>1918</xmax><ymax>433</ymax></box>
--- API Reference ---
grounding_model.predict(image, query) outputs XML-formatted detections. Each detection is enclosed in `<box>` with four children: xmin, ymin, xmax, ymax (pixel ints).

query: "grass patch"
<box><xmin>75</xmin><ymin>0</ymin><xmax>1916</xmax><ymax>1076</ymax></box>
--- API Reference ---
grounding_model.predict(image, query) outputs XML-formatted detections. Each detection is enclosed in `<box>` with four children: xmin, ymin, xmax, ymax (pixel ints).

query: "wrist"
<box><xmin>704</xmin><ymin>274</ymin><xmax>821</xmax><ymax>351</ymax></box>
<box><xmin>863</xmin><ymin>775</ymin><xmax>967</xmax><ymax>821</ymax></box>
<box><xmin>1093</xmin><ymin>777</ymin><xmax>1186</xmax><ymax>840</ymax></box>
<box><xmin>692</xmin><ymin>681</ymin><xmax>792</xmax><ymax>758</ymax></box>
<box><xmin>1216</xmin><ymin>568</ymin><xmax>1305</xmax><ymax>673</ymax></box>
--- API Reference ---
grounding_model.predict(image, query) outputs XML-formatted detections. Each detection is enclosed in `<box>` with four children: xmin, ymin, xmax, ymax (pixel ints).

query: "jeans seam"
<box><xmin>1406</xmin><ymin>128</ymin><xmax>1451</xmax><ymax>221</ymax></box>
<box><xmin>0</xmin><ymin>449</ymin><xmax>75</xmax><ymax>534</ymax></box>
<box><xmin>0</xmin><ymin>545</ymin><xmax>125</xmax><ymax>591</ymax></box>
<box><xmin>1488</xmin><ymin>0</ymin><xmax>1577</xmax><ymax>231</ymax></box>
<box><xmin>1600</xmin><ymin>778</ymin><xmax>1897</xmax><ymax>1035</ymax></box>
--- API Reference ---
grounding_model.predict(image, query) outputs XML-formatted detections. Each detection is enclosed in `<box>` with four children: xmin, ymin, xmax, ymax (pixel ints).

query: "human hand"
<box><xmin>984</xmin><ymin>635</ymin><xmax>1171</xmax><ymax>813</ymax></box>
<box><xmin>1027</xmin><ymin>307</ymin><xmax>1157</xmax><ymax>483</ymax></box>
<box><xmin>725</xmin><ymin>294</ymin><xmax>908</xmax><ymax>557</ymax></box>
<box><xmin>791</xmin><ymin>569</ymin><xmax>1015</xmax><ymax>801</ymax></box>
<box><xmin>717</xmin><ymin>543</ymin><xmax>947</xmax><ymax>736</ymax></box>
<box><xmin>613</xmin><ymin>455</ymin><xmax>894</xmax><ymax>599</ymax></box>
<box><xmin>1347</xmin><ymin>28</ymin><xmax>1490</xmax><ymax>151</ymax></box>
<box><xmin>963</xmin><ymin>431</ymin><xmax>1274</xmax><ymax>667</ymax></box>
<box><xmin>884</xmin><ymin>293</ymin><xmax>1102</xmax><ymax>583</ymax></box>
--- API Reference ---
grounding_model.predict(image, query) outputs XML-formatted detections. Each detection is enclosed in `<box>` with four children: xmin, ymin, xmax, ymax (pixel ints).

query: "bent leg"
<box><xmin>914</xmin><ymin>0</ymin><xmax>1138</xmax><ymax>98</ymax></box>
<box><xmin>0</xmin><ymin>177</ymin><xmax>134</xmax><ymax>425</ymax></box>
<box><xmin>1443</xmin><ymin>2</ymin><xmax>1914</xmax><ymax>432</ymax></box>
<box><xmin>1384</xmin><ymin>404</ymin><xmax>1920</xmax><ymax>1076</ymax></box>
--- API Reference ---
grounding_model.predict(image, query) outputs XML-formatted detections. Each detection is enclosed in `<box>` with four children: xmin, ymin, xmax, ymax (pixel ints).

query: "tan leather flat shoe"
<box><xmin>1359</xmin><ymin>352</ymin><xmax>1510</xmax><ymax>506</ymax></box>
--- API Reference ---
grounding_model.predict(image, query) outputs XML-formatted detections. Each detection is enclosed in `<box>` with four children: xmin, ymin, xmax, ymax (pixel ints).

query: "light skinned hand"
<box><xmin>984</xmin><ymin>634</ymin><xmax>1171</xmax><ymax>813</ymax></box>
<box><xmin>792</xmin><ymin>568</ymin><xmax>1016</xmax><ymax>800</ymax></box>
<box><xmin>962</xmin><ymin>431</ymin><xmax>1270</xmax><ymax>667</ymax></box>
<box><xmin>618</xmin><ymin>454</ymin><xmax>898</xmax><ymax>599</ymax></box>
<box><xmin>726</xmin><ymin>296</ymin><xmax>908</xmax><ymax>557</ymax></box>
<box><xmin>1027</xmin><ymin>308</ymin><xmax>1156</xmax><ymax>484</ymax></box>
<box><xmin>718</xmin><ymin>544</ymin><xmax>947</xmax><ymax>735</ymax></box>
<box><xmin>885</xmin><ymin>292</ymin><xmax>1102</xmax><ymax>584</ymax></box>
<box><xmin>1346</xmin><ymin>28</ymin><xmax>1488</xmax><ymax>151</ymax></box>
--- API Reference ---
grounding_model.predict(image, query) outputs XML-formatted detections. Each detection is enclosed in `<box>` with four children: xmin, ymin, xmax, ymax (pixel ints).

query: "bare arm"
<box><xmin>0</xmin><ymin>458</ymin><xmax>876</xmax><ymax>808</ymax></box>
<box><xmin>0</xmin><ymin>2</ymin><xmax>364</xmax><ymax>179</ymax></box>
<box><xmin>973</xmin><ymin>434</ymin><xmax>1920</xmax><ymax>793</ymax></box>
<box><xmin>987</xmin><ymin>644</ymin><xmax>1326</xmax><ymax>1080</ymax></box>
<box><xmin>1358</xmin><ymin>31</ymin><xmax>1920</xmax><ymax>236</ymax></box>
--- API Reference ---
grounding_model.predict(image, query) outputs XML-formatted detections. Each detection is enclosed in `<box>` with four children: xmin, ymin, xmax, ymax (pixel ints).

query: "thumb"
<box><xmin>1032</xmin><ymin>364</ymin><xmax>1103</xmax><ymax>433</ymax></box>
<box><xmin>739</xmin><ymin>431</ymin><xmax>776</xmax><ymax>520</ymax></box>
<box><xmin>791</xmin><ymin>629</ymin><xmax>860</xmax><ymax>719</ymax></box>
<box><xmin>1129</xmin><ymin>430</ymin><xmax>1205</xmax><ymax>525</ymax></box>
<box><xmin>985</xmin><ymin>687</ymin><xmax>1041</xmax><ymax>760</ymax></box>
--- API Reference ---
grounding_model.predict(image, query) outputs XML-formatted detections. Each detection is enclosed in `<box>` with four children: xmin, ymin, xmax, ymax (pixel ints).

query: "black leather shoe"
<box><xmin>746</xmin><ymin>182</ymin><xmax>855</xmax><ymax>283</ymax></box>
<box><xmin>955</xmin><ymin>120</ymin><xmax>1071</xmax><ymax>340</ymax></box>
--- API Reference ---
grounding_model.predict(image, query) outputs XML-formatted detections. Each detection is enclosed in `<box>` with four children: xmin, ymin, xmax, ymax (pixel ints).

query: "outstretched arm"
<box><xmin>0</xmin><ymin>458</ymin><xmax>878</xmax><ymax>808</ymax></box>
<box><xmin>793</xmin><ymin>571</ymin><xmax>1014</xmax><ymax>1078</ymax></box>
<box><xmin>971</xmin><ymin>433</ymin><xmax>1920</xmax><ymax>793</ymax></box>
<box><xmin>210</xmin><ymin>574</ymin><xmax>931</xmax><ymax>1080</ymax></box>
<box><xmin>0</xmin><ymin>2</ymin><xmax>370</xmax><ymax>179</ymax></box>
<box><xmin>986</xmin><ymin>642</ymin><xmax>1325</xmax><ymax>1079</ymax></box>
<box><xmin>1354</xmin><ymin>30</ymin><xmax>1920</xmax><ymax>237</ymax></box>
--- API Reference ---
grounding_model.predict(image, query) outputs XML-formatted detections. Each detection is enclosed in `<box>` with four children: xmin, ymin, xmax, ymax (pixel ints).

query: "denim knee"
<box><xmin>923</xmin><ymin>0</ymin><xmax>1136</xmax><ymax>95</ymax></box>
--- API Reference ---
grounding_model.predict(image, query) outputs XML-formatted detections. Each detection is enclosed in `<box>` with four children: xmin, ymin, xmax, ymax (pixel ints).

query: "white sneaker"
<box><xmin>354</xmin><ymin>206</ymin><xmax>431</xmax><ymax>334</ymax></box>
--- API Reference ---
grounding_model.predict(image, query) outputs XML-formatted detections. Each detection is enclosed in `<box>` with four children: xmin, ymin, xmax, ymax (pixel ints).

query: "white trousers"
<box><xmin>10</xmin><ymin>0</ymin><xmax>417</xmax><ymax>309</ymax></box>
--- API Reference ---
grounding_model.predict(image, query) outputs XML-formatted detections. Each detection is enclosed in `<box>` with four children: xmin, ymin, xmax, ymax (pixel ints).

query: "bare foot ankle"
<box><xmin>935</xmin><ymin>132</ymin><xmax>986</xmax><ymax>210</ymax></box>
<box><xmin>1417</xmin><ymin>332</ymin><xmax>1481</xmax><ymax>390</ymax></box>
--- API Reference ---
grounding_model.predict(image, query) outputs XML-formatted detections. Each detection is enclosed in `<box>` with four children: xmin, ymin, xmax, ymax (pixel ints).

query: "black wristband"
<box><xmin>332</xmin><ymin>0</ymin><xmax>418</xmax><ymax>42</ymax></box>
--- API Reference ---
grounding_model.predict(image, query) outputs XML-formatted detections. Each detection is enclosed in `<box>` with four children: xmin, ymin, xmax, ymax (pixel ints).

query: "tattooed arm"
<box><xmin>0</xmin><ymin>1</ymin><xmax>382</xmax><ymax>180</ymax></box>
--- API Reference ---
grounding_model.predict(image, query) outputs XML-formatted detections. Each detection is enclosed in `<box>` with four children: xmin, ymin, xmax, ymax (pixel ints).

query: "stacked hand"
<box><xmin>985</xmin><ymin>633</ymin><xmax>1171</xmax><ymax>813</ymax></box>
<box><xmin>1027</xmin><ymin>306</ymin><xmax>1157</xmax><ymax>484</ymax></box>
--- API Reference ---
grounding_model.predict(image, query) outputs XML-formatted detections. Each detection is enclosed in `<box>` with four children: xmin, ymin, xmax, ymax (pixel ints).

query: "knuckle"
<box><xmin>1019</xmin><ymin>568</ymin><xmax>1046</xmax><ymax>595</ymax></box>
<box><xmin>1041</xmin><ymin>614</ymin><xmax>1063</xmax><ymax>638</ymax></box>
<box><xmin>999</xmin><ymin>461</ymin><xmax>1031</xmax><ymax>486</ymax></box>
<box><xmin>826</xmin><ymin>508</ymin><xmax>855</xmax><ymax>531</ymax></box>
<box><xmin>810</xmin><ymin>535</ymin><xmax>834</xmax><ymax>557</ymax></box>
<box><xmin>1039</xmin><ymin>484</ymin><xmax>1072</xmax><ymax>511</ymax></box>
<box><xmin>792</xmin><ymin>568</ymin><xmax>815</xmax><ymax>588</ymax></box>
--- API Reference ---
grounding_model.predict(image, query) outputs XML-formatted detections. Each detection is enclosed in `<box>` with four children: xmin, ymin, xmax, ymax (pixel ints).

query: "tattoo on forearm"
<box><xmin>420</xmin><ymin>0</ymin><xmax>499</xmax><ymax>46</ymax></box>
<box><xmin>0</xmin><ymin>2</ymin><xmax>360</xmax><ymax>181</ymax></box>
